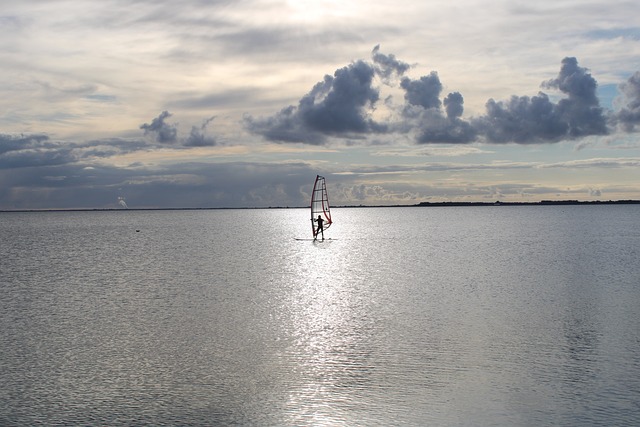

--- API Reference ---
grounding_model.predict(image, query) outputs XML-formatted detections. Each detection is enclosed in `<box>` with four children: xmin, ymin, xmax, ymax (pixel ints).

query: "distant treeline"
<box><xmin>416</xmin><ymin>200</ymin><xmax>640</xmax><ymax>207</ymax></box>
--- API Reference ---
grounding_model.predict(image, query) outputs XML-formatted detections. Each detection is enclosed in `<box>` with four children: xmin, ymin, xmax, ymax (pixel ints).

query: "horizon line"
<box><xmin>2</xmin><ymin>199</ymin><xmax>639</xmax><ymax>213</ymax></box>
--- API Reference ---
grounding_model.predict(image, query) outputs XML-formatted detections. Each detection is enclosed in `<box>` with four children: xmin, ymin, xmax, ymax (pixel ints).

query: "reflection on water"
<box><xmin>1</xmin><ymin>207</ymin><xmax>640</xmax><ymax>425</ymax></box>
<box><xmin>281</xmin><ymin>243</ymin><xmax>388</xmax><ymax>425</ymax></box>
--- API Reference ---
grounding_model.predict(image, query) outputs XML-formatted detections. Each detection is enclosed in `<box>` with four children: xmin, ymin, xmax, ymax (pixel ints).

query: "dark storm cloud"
<box><xmin>245</xmin><ymin>60</ymin><xmax>385</xmax><ymax>144</ymax></box>
<box><xmin>140</xmin><ymin>110</ymin><xmax>178</xmax><ymax>144</ymax></box>
<box><xmin>613</xmin><ymin>71</ymin><xmax>640</xmax><ymax>131</ymax></box>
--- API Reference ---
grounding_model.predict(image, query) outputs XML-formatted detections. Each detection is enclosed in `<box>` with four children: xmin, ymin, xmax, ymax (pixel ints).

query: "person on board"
<box><xmin>314</xmin><ymin>214</ymin><xmax>324</xmax><ymax>241</ymax></box>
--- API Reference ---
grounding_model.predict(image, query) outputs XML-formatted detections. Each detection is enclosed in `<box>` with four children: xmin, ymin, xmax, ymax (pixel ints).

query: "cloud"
<box><xmin>248</xmin><ymin>51</ymin><xmax>628</xmax><ymax>146</ymax></box>
<box><xmin>0</xmin><ymin>132</ymin><xmax>153</xmax><ymax>170</ymax></box>
<box><xmin>0</xmin><ymin>133</ymin><xmax>50</xmax><ymax>155</ymax></box>
<box><xmin>541</xmin><ymin>57</ymin><xmax>608</xmax><ymax>137</ymax></box>
<box><xmin>184</xmin><ymin>116</ymin><xmax>217</xmax><ymax>147</ymax></box>
<box><xmin>613</xmin><ymin>71</ymin><xmax>640</xmax><ymax>132</ymax></box>
<box><xmin>245</xmin><ymin>59</ymin><xmax>386</xmax><ymax>144</ymax></box>
<box><xmin>0</xmin><ymin>111</ymin><xmax>222</xmax><ymax>176</ymax></box>
<box><xmin>468</xmin><ymin>57</ymin><xmax>609</xmax><ymax>144</ymax></box>
<box><xmin>168</xmin><ymin>88</ymin><xmax>257</xmax><ymax>110</ymax></box>
<box><xmin>371</xmin><ymin>146</ymin><xmax>489</xmax><ymax>157</ymax></box>
<box><xmin>338</xmin><ymin>156</ymin><xmax>640</xmax><ymax>176</ymax></box>
<box><xmin>139</xmin><ymin>111</ymin><xmax>220</xmax><ymax>147</ymax></box>
<box><xmin>0</xmin><ymin>133</ymin><xmax>77</xmax><ymax>169</ymax></box>
<box><xmin>472</xmin><ymin>92</ymin><xmax>568</xmax><ymax>143</ymax></box>
<box><xmin>399</xmin><ymin>72</ymin><xmax>477</xmax><ymax>144</ymax></box>
<box><xmin>140</xmin><ymin>111</ymin><xmax>178</xmax><ymax>144</ymax></box>
<box><xmin>539</xmin><ymin>157</ymin><xmax>640</xmax><ymax>169</ymax></box>
<box><xmin>79</xmin><ymin>138</ymin><xmax>150</xmax><ymax>158</ymax></box>
<box><xmin>371</xmin><ymin>44</ymin><xmax>411</xmax><ymax>81</ymax></box>
<box><xmin>444</xmin><ymin>92</ymin><xmax>464</xmax><ymax>119</ymax></box>
<box><xmin>401</xmin><ymin>72</ymin><xmax>443</xmax><ymax>110</ymax></box>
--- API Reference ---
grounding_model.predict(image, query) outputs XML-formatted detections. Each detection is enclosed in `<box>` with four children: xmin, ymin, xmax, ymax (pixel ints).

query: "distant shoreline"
<box><xmin>416</xmin><ymin>199</ymin><xmax>640</xmax><ymax>207</ymax></box>
<box><xmin>1</xmin><ymin>199</ymin><xmax>639</xmax><ymax>213</ymax></box>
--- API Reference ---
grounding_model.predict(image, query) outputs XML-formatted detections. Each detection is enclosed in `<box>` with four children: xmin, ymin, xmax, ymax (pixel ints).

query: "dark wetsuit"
<box><xmin>315</xmin><ymin>216</ymin><xmax>324</xmax><ymax>239</ymax></box>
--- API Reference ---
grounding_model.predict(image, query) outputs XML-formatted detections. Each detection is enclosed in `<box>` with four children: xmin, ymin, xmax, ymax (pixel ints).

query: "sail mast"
<box><xmin>310</xmin><ymin>175</ymin><xmax>332</xmax><ymax>238</ymax></box>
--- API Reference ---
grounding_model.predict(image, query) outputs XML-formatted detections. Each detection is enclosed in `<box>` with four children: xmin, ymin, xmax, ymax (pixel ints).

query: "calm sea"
<box><xmin>1</xmin><ymin>206</ymin><xmax>639</xmax><ymax>426</ymax></box>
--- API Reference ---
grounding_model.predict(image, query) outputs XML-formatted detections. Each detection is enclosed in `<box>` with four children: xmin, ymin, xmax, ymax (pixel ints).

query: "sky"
<box><xmin>1</xmin><ymin>0</ymin><xmax>640</xmax><ymax>210</ymax></box>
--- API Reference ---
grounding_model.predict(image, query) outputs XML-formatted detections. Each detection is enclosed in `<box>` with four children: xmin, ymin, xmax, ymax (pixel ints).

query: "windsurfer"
<box><xmin>314</xmin><ymin>215</ymin><xmax>324</xmax><ymax>241</ymax></box>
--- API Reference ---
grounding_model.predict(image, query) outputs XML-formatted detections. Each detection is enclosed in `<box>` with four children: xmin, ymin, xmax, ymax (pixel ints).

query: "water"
<box><xmin>1</xmin><ymin>206</ymin><xmax>639</xmax><ymax>426</ymax></box>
